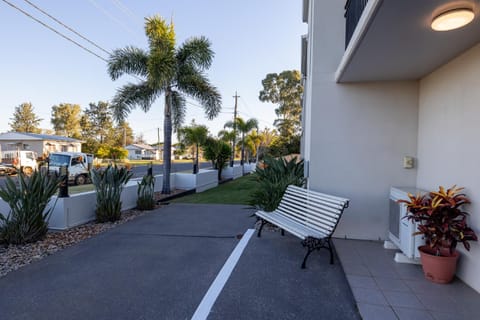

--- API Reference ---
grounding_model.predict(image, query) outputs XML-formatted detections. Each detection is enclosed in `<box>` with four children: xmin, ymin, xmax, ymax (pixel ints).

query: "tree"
<box><xmin>245</xmin><ymin>129</ymin><xmax>262</xmax><ymax>162</ymax></box>
<box><xmin>178</xmin><ymin>123</ymin><xmax>209</xmax><ymax>174</ymax></box>
<box><xmin>107</xmin><ymin>15</ymin><xmax>221</xmax><ymax>193</ymax></box>
<box><xmin>203</xmin><ymin>137</ymin><xmax>231</xmax><ymax>181</ymax></box>
<box><xmin>51</xmin><ymin>103</ymin><xmax>82</xmax><ymax>138</ymax></box>
<box><xmin>9</xmin><ymin>102</ymin><xmax>42</xmax><ymax>133</ymax></box>
<box><xmin>225</xmin><ymin>117</ymin><xmax>258</xmax><ymax>169</ymax></box>
<box><xmin>259</xmin><ymin>70</ymin><xmax>303</xmax><ymax>139</ymax></box>
<box><xmin>84</xmin><ymin>101</ymin><xmax>115</xmax><ymax>144</ymax></box>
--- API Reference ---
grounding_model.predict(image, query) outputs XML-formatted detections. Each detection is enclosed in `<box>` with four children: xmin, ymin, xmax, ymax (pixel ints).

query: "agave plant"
<box><xmin>137</xmin><ymin>174</ymin><xmax>156</xmax><ymax>210</ymax></box>
<box><xmin>249</xmin><ymin>156</ymin><xmax>306</xmax><ymax>212</ymax></box>
<box><xmin>0</xmin><ymin>171</ymin><xmax>61</xmax><ymax>245</ymax></box>
<box><xmin>91</xmin><ymin>165</ymin><xmax>133</xmax><ymax>222</ymax></box>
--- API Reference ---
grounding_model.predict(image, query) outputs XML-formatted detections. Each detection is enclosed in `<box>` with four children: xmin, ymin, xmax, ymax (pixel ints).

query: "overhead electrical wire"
<box><xmin>1</xmin><ymin>0</ymin><xmax>108</xmax><ymax>62</ymax></box>
<box><xmin>22</xmin><ymin>0</ymin><xmax>111</xmax><ymax>56</ymax></box>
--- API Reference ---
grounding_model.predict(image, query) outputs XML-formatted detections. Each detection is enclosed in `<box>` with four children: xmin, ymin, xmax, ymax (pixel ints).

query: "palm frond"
<box><xmin>108</xmin><ymin>46</ymin><xmax>148</xmax><ymax>80</ymax></box>
<box><xmin>110</xmin><ymin>82</ymin><xmax>158</xmax><ymax>122</ymax></box>
<box><xmin>177</xmin><ymin>36</ymin><xmax>213</xmax><ymax>70</ymax></box>
<box><xmin>177</xmin><ymin>72</ymin><xmax>221</xmax><ymax>120</ymax></box>
<box><xmin>171</xmin><ymin>90</ymin><xmax>186</xmax><ymax>131</ymax></box>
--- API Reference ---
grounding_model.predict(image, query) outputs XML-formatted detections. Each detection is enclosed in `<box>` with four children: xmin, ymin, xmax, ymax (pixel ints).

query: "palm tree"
<box><xmin>224</xmin><ymin>117</ymin><xmax>258</xmax><ymax>169</ymax></box>
<box><xmin>178</xmin><ymin>123</ymin><xmax>209</xmax><ymax>174</ymax></box>
<box><xmin>107</xmin><ymin>16</ymin><xmax>221</xmax><ymax>193</ymax></box>
<box><xmin>245</xmin><ymin>129</ymin><xmax>262</xmax><ymax>163</ymax></box>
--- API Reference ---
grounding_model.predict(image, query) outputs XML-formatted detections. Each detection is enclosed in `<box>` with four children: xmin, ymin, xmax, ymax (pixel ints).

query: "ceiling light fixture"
<box><xmin>431</xmin><ymin>8</ymin><xmax>475</xmax><ymax>31</ymax></box>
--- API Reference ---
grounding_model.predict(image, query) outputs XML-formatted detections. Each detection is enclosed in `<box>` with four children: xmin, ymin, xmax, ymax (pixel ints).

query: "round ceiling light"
<box><xmin>431</xmin><ymin>8</ymin><xmax>475</xmax><ymax>31</ymax></box>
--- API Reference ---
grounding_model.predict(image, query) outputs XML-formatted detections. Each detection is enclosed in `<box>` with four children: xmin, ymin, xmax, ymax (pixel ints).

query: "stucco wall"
<box><xmin>418</xmin><ymin>43</ymin><xmax>480</xmax><ymax>292</ymax></box>
<box><xmin>304</xmin><ymin>0</ymin><xmax>419</xmax><ymax>239</ymax></box>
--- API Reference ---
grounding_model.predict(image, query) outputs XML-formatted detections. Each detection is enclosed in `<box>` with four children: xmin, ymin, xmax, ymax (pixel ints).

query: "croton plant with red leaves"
<box><xmin>398</xmin><ymin>185</ymin><xmax>478</xmax><ymax>256</ymax></box>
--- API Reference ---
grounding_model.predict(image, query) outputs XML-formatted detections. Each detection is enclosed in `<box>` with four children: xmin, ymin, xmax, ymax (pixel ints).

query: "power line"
<box><xmin>22</xmin><ymin>0</ymin><xmax>111</xmax><ymax>56</ymax></box>
<box><xmin>1</xmin><ymin>0</ymin><xmax>108</xmax><ymax>62</ymax></box>
<box><xmin>110</xmin><ymin>0</ymin><xmax>142</xmax><ymax>25</ymax></box>
<box><xmin>87</xmin><ymin>0</ymin><xmax>140</xmax><ymax>40</ymax></box>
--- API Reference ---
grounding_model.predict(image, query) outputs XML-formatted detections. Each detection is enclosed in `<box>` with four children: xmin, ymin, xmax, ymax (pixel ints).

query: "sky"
<box><xmin>1</xmin><ymin>0</ymin><xmax>306</xmax><ymax>144</ymax></box>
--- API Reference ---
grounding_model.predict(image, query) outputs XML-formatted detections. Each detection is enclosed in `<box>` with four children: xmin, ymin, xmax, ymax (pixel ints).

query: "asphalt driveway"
<box><xmin>0</xmin><ymin>203</ymin><xmax>360</xmax><ymax>320</ymax></box>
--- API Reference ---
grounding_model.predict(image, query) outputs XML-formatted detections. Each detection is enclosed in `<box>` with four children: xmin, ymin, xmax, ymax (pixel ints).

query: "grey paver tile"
<box><xmin>393</xmin><ymin>306</ymin><xmax>434</xmax><ymax>320</ymax></box>
<box><xmin>374</xmin><ymin>277</ymin><xmax>411</xmax><ymax>293</ymax></box>
<box><xmin>383</xmin><ymin>291</ymin><xmax>423</xmax><ymax>308</ymax></box>
<box><xmin>357</xmin><ymin>303</ymin><xmax>398</xmax><ymax>320</ymax></box>
<box><xmin>347</xmin><ymin>275</ymin><xmax>378</xmax><ymax>289</ymax></box>
<box><xmin>351</xmin><ymin>287</ymin><xmax>388</xmax><ymax>306</ymax></box>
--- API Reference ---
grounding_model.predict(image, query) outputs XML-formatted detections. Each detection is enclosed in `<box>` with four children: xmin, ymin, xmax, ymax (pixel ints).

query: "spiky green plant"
<box><xmin>137</xmin><ymin>174</ymin><xmax>156</xmax><ymax>210</ymax></box>
<box><xmin>91</xmin><ymin>165</ymin><xmax>133</xmax><ymax>222</ymax></box>
<box><xmin>249</xmin><ymin>156</ymin><xmax>306</xmax><ymax>212</ymax></box>
<box><xmin>0</xmin><ymin>171</ymin><xmax>61</xmax><ymax>245</ymax></box>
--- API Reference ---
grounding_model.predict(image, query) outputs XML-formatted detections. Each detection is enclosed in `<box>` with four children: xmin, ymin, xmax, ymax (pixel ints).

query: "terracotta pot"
<box><xmin>418</xmin><ymin>245</ymin><xmax>460</xmax><ymax>284</ymax></box>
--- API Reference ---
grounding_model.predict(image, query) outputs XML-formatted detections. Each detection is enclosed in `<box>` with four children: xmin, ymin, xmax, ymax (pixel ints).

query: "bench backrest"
<box><xmin>276</xmin><ymin>185</ymin><xmax>349</xmax><ymax>236</ymax></box>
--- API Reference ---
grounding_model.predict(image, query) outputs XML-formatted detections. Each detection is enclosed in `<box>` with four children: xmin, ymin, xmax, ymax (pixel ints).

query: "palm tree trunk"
<box><xmin>241</xmin><ymin>133</ymin><xmax>245</xmax><ymax>175</ymax></box>
<box><xmin>194</xmin><ymin>143</ymin><xmax>199</xmax><ymax>174</ymax></box>
<box><xmin>162</xmin><ymin>89</ymin><xmax>172</xmax><ymax>194</ymax></box>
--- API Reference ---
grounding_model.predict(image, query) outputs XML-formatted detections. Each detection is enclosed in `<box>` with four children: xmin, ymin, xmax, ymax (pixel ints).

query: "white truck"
<box><xmin>48</xmin><ymin>152</ymin><xmax>94</xmax><ymax>185</ymax></box>
<box><xmin>0</xmin><ymin>150</ymin><xmax>38</xmax><ymax>175</ymax></box>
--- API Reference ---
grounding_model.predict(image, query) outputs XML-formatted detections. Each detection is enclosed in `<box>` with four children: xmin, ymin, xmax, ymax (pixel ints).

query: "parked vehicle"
<box><xmin>0</xmin><ymin>150</ymin><xmax>38</xmax><ymax>175</ymax></box>
<box><xmin>48</xmin><ymin>152</ymin><xmax>94</xmax><ymax>185</ymax></box>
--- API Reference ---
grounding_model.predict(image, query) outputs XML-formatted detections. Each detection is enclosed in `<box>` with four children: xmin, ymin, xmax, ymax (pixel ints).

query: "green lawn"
<box><xmin>68</xmin><ymin>184</ymin><xmax>95</xmax><ymax>194</ymax></box>
<box><xmin>172</xmin><ymin>174</ymin><xmax>258</xmax><ymax>205</ymax></box>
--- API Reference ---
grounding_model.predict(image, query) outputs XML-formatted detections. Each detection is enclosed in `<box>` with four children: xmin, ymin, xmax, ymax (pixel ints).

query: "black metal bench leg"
<box><xmin>301</xmin><ymin>248</ymin><xmax>314</xmax><ymax>269</ymax></box>
<box><xmin>327</xmin><ymin>238</ymin><xmax>334</xmax><ymax>264</ymax></box>
<box><xmin>281</xmin><ymin>229</ymin><xmax>285</xmax><ymax>236</ymax></box>
<box><xmin>257</xmin><ymin>219</ymin><xmax>267</xmax><ymax>237</ymax></box>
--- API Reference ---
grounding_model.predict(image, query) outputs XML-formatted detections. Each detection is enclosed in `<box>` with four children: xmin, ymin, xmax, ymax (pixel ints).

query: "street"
<box><xmin>0</xmin><ymin>161</ymin><xmax>213</xmax><ymax>188</ymax></box>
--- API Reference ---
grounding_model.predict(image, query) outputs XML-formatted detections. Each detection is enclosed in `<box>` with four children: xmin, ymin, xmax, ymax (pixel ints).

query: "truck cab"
<box><xmin>48</xmin><ymin>152</ymin><xmax>93</xmax><ymax>185</ymax></box>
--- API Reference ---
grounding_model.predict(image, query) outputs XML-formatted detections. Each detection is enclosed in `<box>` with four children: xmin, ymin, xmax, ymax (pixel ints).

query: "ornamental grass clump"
<box><xmin>0</xmin><ymin>171</ymin><xmax>61</xmax><ymax>245</ymax></box>
<box><xmin>249</xmin><ymin>156</ymin><xmax>306</xmax><ymax>212</ymax></box>
<box><xmin>91</xmin><ymin>165</ymin><xmax>133</xmax><ymax>222</ymax></box>
<box><xmin>399</xmin><ymin>185</ymin><xmax>478</xmax><ymax>256</ymax></box>
<box><xmin>137</xmin><ymin>174</ymin><xmax>155</xmax><ymax>210</ymax></box>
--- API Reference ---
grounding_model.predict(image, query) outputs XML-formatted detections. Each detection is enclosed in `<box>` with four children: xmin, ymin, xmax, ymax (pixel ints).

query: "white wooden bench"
<box><xmin>255</xmin><ymin>185</ymin><xmax>349</xmax><ymax>268</ymax></box>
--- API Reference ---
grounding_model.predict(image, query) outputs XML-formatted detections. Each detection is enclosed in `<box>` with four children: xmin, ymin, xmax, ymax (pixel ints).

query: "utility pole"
<box><xmin>230</xmin><ymin>91</ymin><xmax>239</xmax><ymax>167</ymax></box>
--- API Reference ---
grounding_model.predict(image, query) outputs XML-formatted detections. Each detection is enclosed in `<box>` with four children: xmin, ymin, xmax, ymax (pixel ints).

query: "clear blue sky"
<box><xmin>1</xmin><ymin>0</ymin><xmax>306</xmax><ymax>144</ymax></box>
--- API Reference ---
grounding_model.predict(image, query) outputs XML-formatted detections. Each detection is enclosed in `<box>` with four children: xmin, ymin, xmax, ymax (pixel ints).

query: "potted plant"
<box><xmin>399</xmin><ymin>185</ymin><xmax>477</xmax><ymax>284</ymax></box>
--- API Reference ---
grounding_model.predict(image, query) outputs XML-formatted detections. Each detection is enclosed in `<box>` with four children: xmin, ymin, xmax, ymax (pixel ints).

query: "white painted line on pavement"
<box><xmin>191</xmin><ymin>228</ymin><xmax>255</xmax><ymax>320</ymax></box>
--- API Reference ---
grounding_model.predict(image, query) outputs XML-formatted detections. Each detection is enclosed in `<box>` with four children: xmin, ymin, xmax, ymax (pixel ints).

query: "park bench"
<box><xmin>255</xmin><ymin>185</ymin><xmax>349</xmax><ymax>268</ymax></box>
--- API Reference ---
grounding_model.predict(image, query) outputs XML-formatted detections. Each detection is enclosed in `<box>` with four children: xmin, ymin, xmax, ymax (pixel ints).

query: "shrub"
<box><xmin>203</xmin><ymin>137</ymin><xmax>232</xmax><ymax>180</ymax></box>
<box><xmin>137</xmin><ymin>174</ymin><xmax>155</xmax><ymax>210</ymax></box>
<box><xmin>0</xmin><ymin>171</ymin><xmax>61</xmax><ymax>245</ymax></box>
<box><xmin>249</xmin><ymin>156</ymin><xmax>306</xmax><ymax>212</ymax></box>
<box><xmin>91</xmin><ymin>165</ymin><xmax>133</xmax><ymax>222</ymax></box>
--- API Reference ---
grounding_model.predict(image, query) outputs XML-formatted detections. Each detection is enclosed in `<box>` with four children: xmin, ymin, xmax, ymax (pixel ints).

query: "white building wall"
<box><xmin>303</xmin><ymin>0</ymin><xmax>419</xmax><ymax>239</ymax></box>
<box><xmin>417</xmin><ymin>43</ymin><xmax>480</xmax><ymax>293</ymax></box>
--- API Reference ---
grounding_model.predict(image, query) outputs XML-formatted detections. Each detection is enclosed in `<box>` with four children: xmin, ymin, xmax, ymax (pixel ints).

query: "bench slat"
<box><xmin>255</xmin><ymin>185</ymin><xmax>349</xmax><ymax>240</ymax></box>
<box><xmin>256</xmin><ymin>210</ymin><xmax>327</xmax><ymax>239</ymax></box>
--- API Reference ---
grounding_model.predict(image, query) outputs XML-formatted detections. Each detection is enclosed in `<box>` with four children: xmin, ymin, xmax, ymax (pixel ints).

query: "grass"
<box><xmin>67</xmin><ymin>184</ymin><xmax>95</xmax><ymax>195</ymax></box>
<box><xmin>172</xmin><ymin>174</ymin><xmax>259</xmax><ymax>205</ymax></box>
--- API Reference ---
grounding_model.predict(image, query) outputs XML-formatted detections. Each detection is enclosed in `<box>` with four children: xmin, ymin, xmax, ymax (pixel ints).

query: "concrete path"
<box><xmin>0</xmin><ymin>204</ymin><xmax>360</xmax><ymax>320</ymax></box>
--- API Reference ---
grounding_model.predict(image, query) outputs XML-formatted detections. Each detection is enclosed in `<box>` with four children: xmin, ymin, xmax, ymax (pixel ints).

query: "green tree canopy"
<box><xmin>9</xmin><ymin>102</ymin><xmax>42</xmax><ymax>133</ymax></box>
<box><xmin>259</xmin><ymin>70</ymin><xmax>303</xmax><ymax>139</ymax></box>
<box><xmin>51</xmin><ymin>103</ymin><xmax>82</xmax><ymax>138</ymax></box>
<box><xmin>225</xmin><ymin>117</ymin><xmax>258</xmax><ymax>166</ymax></box>
<box><xmin>107</xmin><ymin>15</ymin><xmax>221</xmax><ymax>193</ymax></box>
<box><xmin>178</xmin><ymin>122</ymin><xmax>209</xmax><ymax>173</ymax></box>
<box><xmin>203</xmin><ymin>137</ymin><xmax>231</xmax><ymax>180</ymax></box>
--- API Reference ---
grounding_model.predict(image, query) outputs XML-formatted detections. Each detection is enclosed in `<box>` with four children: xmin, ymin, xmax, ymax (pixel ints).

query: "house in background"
<box><xmin>302</xmin><ymin>0</ymin><xmax>480</xmax><ymax>292</ymax></box>
<box><xmin>0</xmin><ymin>132</ymin><xmax>82</xmax><ymax>157</ymax></box>
<box><xmin>125</xmin><ymin>143</ymin><xmax>160</xmax><ymax>160</ymax></box>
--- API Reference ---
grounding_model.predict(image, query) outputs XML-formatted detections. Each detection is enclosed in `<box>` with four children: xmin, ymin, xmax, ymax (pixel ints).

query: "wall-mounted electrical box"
<box><xmin>403</xmin><ymin>156</ymin><xmax>414</xmax><ymax>169</ymax></box>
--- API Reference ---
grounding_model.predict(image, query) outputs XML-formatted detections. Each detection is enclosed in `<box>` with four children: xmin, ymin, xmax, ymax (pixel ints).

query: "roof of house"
<box><xmin>0</xmin><ymin>132</ymin><xmax>81</xmax><ymax>142</ymax></box>
<box><xmin>125</xmin><ymin>143</ymin><xmax>157</xmax><ymax>151</ymax></box>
